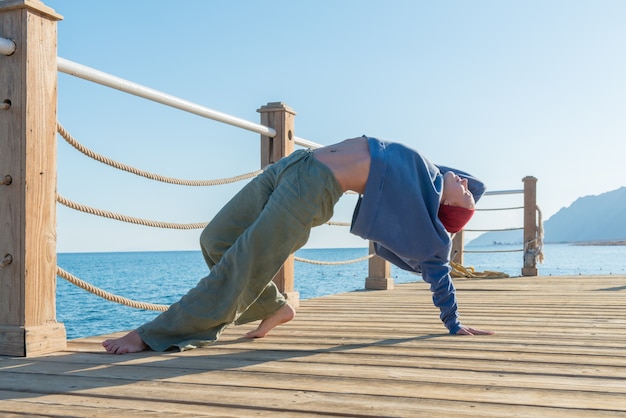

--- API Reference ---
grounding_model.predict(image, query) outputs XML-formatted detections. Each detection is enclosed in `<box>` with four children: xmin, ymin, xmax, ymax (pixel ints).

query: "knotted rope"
<box><xmin>524</xmin><ymin>205</ymin><xmax>545</xmax><ymax>264</ymax></box>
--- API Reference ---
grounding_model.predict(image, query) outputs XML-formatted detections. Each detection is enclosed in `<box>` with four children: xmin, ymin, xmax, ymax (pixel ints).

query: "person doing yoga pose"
<box><xmin>103</xmin><ymin>136</ymin><xmax>493</xmax><ymax>354</ymax></box>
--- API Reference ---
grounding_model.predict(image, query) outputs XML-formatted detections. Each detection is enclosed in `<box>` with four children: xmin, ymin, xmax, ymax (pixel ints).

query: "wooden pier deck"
<box><xmin>1</xmin><ymin>275</ymin><xmax>625</xmax><ymax>417</ymax></box>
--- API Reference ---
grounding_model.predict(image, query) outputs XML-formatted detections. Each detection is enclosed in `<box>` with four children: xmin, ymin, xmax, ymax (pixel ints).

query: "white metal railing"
<box><xmin>56</xmin><ymin>57</ymin><xmax>321</xmax><ymax>149</ymax></box>
<box><xmin>0</xmin><ymin>36</ymin><xmax>16</xmax><ymax>56</ymax></box>
<box><xmin>484</xmin><ymin>189</ymin><xmax>523</xmax><ymax>196</ymax></box>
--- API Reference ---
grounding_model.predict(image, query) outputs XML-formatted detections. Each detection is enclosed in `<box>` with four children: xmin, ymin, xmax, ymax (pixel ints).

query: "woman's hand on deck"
<box><xmin>456</xmin><ymin>326</ymin><xmax>495</xmax><ymax>336</ymax></box>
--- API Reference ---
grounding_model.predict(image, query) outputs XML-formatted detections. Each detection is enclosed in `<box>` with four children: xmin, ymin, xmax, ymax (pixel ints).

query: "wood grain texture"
<box><xmin>1</xmin><ymin>275</ymin><xmax>624</xmax><ymax>416</ymax></box>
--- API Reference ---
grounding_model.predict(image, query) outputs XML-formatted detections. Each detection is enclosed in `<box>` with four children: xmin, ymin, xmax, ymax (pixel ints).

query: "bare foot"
<box><xmin>102</xmin><ymin>330</ymin><xmax>149</xmax><ymax>354</ymax></box>
<box><xmin>244</xmin><ymin>303</ymin><xmax>296</xmax><ymax>339</ymax></box>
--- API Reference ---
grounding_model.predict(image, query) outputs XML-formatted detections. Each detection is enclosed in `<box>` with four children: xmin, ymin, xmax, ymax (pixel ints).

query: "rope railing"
<box><xmin>57</xmin><ymin>194</ymin><xmax>208</xmax><ymax>230</ymax></box>
<box><xmin>57</xmin><ymin>251</ymin><xmax>374</xmax><ymax>311</ymax></box>
<box><xmin>55</xmin><ymin>119</ymin><xmax>355</xmax><ymax>305</ymax></box>
<box><xmin>56</xmin><ymin>122</ymin><xmax>539</xmax><ymax>305</ymax></box>
<box><xmin>57</xmin><ymin>266</ymin><xmax>168</xmax><ymax>312</ymax></box>
<box><xmin>56</xmin><ymin>175</ymin><xmax>537</xmax><ymax>306</ymax></box>
<box><xmin>57</xmin><ymin>122</ymin><xmax>263</xmax><ymax>186</ymax></box>
<box><xmin>52</xmin><ymin>56</ymin><xmax>537</xmax><ymax>309</ymax></box>
<box><xmin>56</xmin><ymin>188</ymin><xmax>364</xmax><ymax>308</ymax></box>
<box><xmin>58</xmin><ymin>193</ymin><xmax>352</xmax><ymax>232</ymax></box>
<box><xmin>295</xmin><ymin>254</ymin><xmax>374</xmax><ymax>266</ymax></box>
<box><xmin>453</xmin><ymin>186</ymin><xmax>543</xmax><ymax>278</ymax></box>
<box><xmin>464</xmin><ymin>190</ymin><xmax>526</xmax><ymax>255</ymax></box>
<box><xmin>55</xmin><ymin>122</ymin><xmax>350</xmax><ymax>231</ymax></box>
<box><xmin>56</xmin><ymin>183</ymin><xmax>538</xmax><ymax>307</ymax></box>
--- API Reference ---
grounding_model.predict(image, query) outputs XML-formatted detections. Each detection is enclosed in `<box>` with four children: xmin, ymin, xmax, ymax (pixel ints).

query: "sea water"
<box><xmin>56</xmin><ymin>244</ymin><xmax>626</xmax><ymax>339</ymax></box>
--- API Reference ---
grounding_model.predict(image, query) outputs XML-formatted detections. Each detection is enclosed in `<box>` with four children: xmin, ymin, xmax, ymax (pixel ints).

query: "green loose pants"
<box><xmin>137</xmin><ymin>150</ymin><xmax>344</xmax><ymax>351</ymax></box>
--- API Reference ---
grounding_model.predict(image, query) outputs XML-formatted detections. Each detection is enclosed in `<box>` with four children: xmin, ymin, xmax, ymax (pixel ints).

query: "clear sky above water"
<box><xmin>42</xmin><ymin>0</ymin><xmax>625</xmax><ymax>252</ymax></box>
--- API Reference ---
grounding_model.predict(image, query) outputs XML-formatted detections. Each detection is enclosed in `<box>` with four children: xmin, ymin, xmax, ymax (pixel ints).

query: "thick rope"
<box><xmin>450</xmin><ymin>261</ymin><xmax>510</xmax><ymax>279</ymax></box>
<box><xmin>57</xmin><ymin>194</ymin><xmax>208</xmax><ymax>230</ymax></box>
<box><xmin>57</xmin><ymin>255</ymin><xmax>375</xmax><ymax>312</ymax></box>
<box><xmin>59</xmin><ymin>193</ymin><xmax>349</xmax><ymax>230</ymax></box>
<box><xmin>57</xmin><ymin>122</ymin><xmax>262</xmax><ymax>186</ymax></box>
<box><xmin>325</xmin><ymin>221</ymin><xmax>351</xmax><ymax>227</ymax></box>
<box><xmin>294</xmin><ymin>254</ymin><xmax>374</xmax><ymax>265</ymax></box>
<box><xmin>57</xmin><ymin>266</ymin><xmax>169</xmax><ymax>311</ymax></box>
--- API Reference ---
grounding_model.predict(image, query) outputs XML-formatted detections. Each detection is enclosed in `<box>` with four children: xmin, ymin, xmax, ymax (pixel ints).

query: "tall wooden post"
<box><xmin>257</xmin><ymin>102</ymin><xmax>299</xmax><ymax>307</ymax></box>
<box><xmin>450</xmin><ymin>231</ymin><xmax>464</xmax><ymax>265</ymax></box>
<box><xmin>522</xmin><ymin>176</ymin><xmax>538</xmax><ymax>276</ymax></box>
<box><xmin>365</xmin><ymin>241</ymin><xmax>393</xmax><ymax>290</ymax></box>
<box><xmin>0</xmin><ymin>0</ymin><xmax>65</xmax><ymax>356</ymax></box>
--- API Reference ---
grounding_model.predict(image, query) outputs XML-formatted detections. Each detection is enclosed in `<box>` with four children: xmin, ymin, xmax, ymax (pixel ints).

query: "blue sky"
<box><xmin>44</xmin><ymin>1</ymin><xmax>626</xmax><ymax>252</ymax></box>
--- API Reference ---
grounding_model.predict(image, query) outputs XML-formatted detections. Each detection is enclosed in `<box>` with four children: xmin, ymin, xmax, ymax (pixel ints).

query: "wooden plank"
<box><xmin>2</xmin><ymin>370</ymin><xmax>624</xmax><ymax>417</ymax></box>
<box><xmin>3</xmin><ymin>358</ymin><xmax>626</xmax><ymax>415</ymax></box>
<box><xmin>7</xmin><ymin>350</ymin><xmax>624</xmax><ymax>397</ymax></box>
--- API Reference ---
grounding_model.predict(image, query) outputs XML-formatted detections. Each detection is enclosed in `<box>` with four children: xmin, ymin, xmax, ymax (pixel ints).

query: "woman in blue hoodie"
<box><xmin>103</xmin><ymin>136</ymin><xmax>494</xmax><ymax>354</ymax></box>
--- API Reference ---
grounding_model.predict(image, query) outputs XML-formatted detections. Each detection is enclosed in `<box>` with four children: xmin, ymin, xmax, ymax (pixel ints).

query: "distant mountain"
<box><xmin>469</xmin><ymin>186</ymin><xmax>626</xmax><ymax>246</ymax></box>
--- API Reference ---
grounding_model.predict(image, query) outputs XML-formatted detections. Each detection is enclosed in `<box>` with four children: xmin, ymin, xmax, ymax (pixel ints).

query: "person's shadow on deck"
<box><xmin>0</xmin><ymin>332</ymin><xmax>447</xmax><ymax>409</ymax></box>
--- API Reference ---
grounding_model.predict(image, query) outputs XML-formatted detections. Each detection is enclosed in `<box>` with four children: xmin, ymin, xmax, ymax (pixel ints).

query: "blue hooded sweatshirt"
<box><xmin>350</xmin><ymin>137</ymin><xmax>486</xmax><ymax>334</ymax></box>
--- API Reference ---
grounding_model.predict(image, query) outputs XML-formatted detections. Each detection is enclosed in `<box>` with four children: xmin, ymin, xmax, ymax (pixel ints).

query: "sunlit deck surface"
<box><xmin>1</xmin><ymin>275</ymin><xmax>625</xmax><ymax>417</ymax></box>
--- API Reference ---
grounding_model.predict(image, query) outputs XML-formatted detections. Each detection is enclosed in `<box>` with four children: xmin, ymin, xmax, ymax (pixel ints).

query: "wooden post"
<box><xmin>257</xmin><ymin>102</ymin><xmax>299</xmax><ymax>307</ymax></box>
<box><xmin>0</xmin><ymin>0</ymin><xmax>65</xmax><ymax>356</ymax></box>
<box><xmin>522</xmin><ymin>176</ymin><xmax>538</xmax><ymax>276</ymax></box>
<box><xmin>450</xmin><ymin>231</ymin><xmax>464</xmax><ymax>265</ymax></box>
<box><xmin>365</xmin><ymin>241</ymin><xmax>393</xmax><ymax>290</ymax></box>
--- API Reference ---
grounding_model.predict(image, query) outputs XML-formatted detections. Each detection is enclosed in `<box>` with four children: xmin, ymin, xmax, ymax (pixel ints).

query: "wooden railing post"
<box><xmin>257</xmin><ymin>102</ymin><xmax>299</xmax><ymax>307</ymax></box>
<box><xmin>522</xmin><ymin>176</ymin><xmax>538</xmax><ymax>276</ymax></box>
<box><xmin>0</xmin><ymin>0</ymin><xmax>65</xmax><ymax>356</ymax></box>
<box><xmin>451</xmin><ymin>231</ymin><xmax>464</xmax><ymax>265</ymax></box>
<box><xmin>365</xmin><ymin>241</ymin><xmax>393</xmax><ymax>290</ymax></box>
